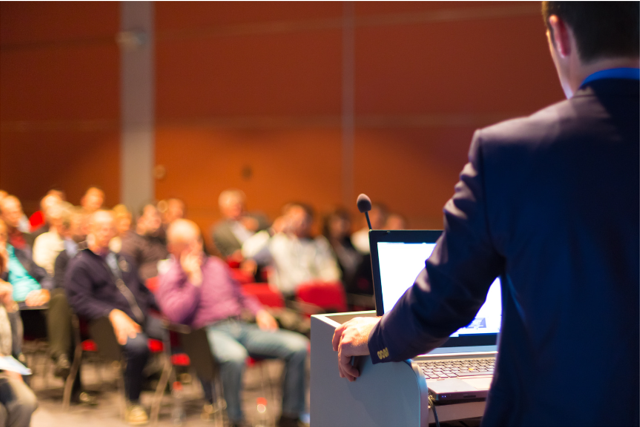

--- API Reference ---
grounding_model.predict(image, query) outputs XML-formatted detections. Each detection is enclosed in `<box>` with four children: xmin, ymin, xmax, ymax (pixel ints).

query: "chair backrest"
<box><xmin>146</xmin><ymin>276</ymin><xmax>160</xmax><ymax>293</ymax></box>
<box><xmin>242</xmin><ymin>283</ymin><xmax>285</xmax><ymax>308</ymax></box>
<box><xmin>87</xmin><ymin>317</ymin><xmax>123</xmax><ymax>362</ymax></box>
<box><xmin>296</xmin><ymin>281</ymin><xmax>347</xmax><ymax>312</ymax></box>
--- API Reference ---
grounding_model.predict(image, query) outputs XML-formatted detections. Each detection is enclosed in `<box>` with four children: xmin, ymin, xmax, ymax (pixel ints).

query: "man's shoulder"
<box><xmin>477</xmin><ymin>99</ymin><xmax>569</xmax><ymax>144</ymax></box>
<box><xmin>477</xmin><ymin>87</ymin><xmax>632</xmax><ymax>148</ymax></box>
<box><xmin>203</xmin><ymin>255</ymin><xmax>228</xmax><ymax>272</ymax></box>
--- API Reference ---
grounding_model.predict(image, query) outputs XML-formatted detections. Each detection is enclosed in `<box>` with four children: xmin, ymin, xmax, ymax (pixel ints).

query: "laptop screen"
<box><xmin>370</xmin><ymin>230</ymin><xmax>502</xmax><ymax>347</ymax></box>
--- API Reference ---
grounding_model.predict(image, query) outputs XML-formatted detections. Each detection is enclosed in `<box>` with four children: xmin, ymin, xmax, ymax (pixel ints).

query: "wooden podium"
<box><xmin>310</xmin><ymin>311</ymin><xmax>485</xmax><ymax>427</ymax></box>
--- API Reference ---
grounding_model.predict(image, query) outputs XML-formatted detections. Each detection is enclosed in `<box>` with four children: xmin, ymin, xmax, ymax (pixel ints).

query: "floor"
<box><xmin>28</xmin><ymin>353</ymin><xmax>292</xmax><ymax>427</ymax></box>
<box><xmin>26</xmin><ymin>353</ymin><xmax>480</xmax><ymax>427</ymax></box>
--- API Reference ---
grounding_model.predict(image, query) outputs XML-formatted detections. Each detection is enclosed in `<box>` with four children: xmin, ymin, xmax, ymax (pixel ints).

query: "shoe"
<box><xmin>201</xmin><ymin>403</ymin><xmax>220</xmax><ymax>421</ymax></box>
<box><xmin>125</xmin><ymin>404</ymin><xmax>149</xmax><ymax>426</ymax></box>
<box><xmin>53</xmin><ymin>354</ymin><xmax>71</xmax><ymax>379</ymax></box>
<box><xmin>71</xmin><ymin>391</ymin><xmax>98</xmax><ymax>406</ymax></box>
<box><xmin>278</xmin><ymin>415</ymin><xmax>300</xmax><ymax>427</ymax></box>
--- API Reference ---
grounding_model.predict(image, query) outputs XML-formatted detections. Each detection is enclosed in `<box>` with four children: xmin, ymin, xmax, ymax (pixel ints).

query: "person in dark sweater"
<box><xmin>49</xmin><ymin>208</ymin><xmax>95</xmax><ymax>405</ymax></box>
<box><xmin>66</xmin><ymin>210</ymin><xmax>161</xmax><ymax>425</ymax></box>
<box><xmin>120</xmin><ymin>204</ymin><xmax>168</xmax><ymax>282</ymax></box>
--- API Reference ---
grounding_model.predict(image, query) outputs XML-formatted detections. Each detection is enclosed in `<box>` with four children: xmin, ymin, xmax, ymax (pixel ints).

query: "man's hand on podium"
<box><xmin>332</xmin><ymin>317</ymin><xmax>381</xmax><ymax>382</ymax></box>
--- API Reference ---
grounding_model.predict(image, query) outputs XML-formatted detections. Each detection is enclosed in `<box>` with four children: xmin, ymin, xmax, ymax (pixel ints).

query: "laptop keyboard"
<box><xmin>417</xmin><ymin>358</ymin><xmax>495</xmax><ymax>379</ymax></box>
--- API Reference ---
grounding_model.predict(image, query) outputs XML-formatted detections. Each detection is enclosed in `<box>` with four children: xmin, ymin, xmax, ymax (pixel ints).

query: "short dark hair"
<box><xmin>286</xmin><ymin>202</ymin><xmax>315</xmax><ymax>221</ymax></box>
<box><xmin>542</xmin><ymin>1</ymin><xmax>639</xmax><ymax>63</ymax></box>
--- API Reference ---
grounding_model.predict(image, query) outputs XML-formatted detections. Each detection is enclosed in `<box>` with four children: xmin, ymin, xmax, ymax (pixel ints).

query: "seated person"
<box><xmin>48</xmin><ymin>208</ymin><xmax>95</xmax><ymax>404</ymax></box>
<box><xmin>33</xmin><ymin>201</ymin><xmax>73</xmax><ymax>276</ymax></box>
<box><xmin>29</xmin><ymin>190</ymin><xmax>65</xmax><ymax>236</ymax></box>
<box><xmin>80</xmin><ymin>187</ymin><xmax>104</xmax><ymax>214</ymax></box>
<box><xmin>121</xmin><ymin>204</ymin><xmax>168</xmax><ymax>281</ymax></box>
<box><xmin>158</xmin><ymin>198</ymin><xmax>186</xmax><ymax>228</ymax></box>
<box><xmin>0</xmin><ymin>279</ymin><xmax>38</xmax><ymax>427</ymax></box>
<box><xmin>212</xmin><ymin>190</ymin><xmax>269</xmax><ymax>275</ymax></box>
<box><xmin>322</xmin><ymin>208</ymin><xmax>372</xmax><ymax>296</ymax></box>
<box><xmin>157</xmin><ymin>219</ymin><xmax>309</xmax><ymax>427</ymax></box>
<box><xmin>384</xmin><ymin>213</ymin><xmax>407</xmax><ymax>230</ymax></box>
<box><xmin>243</xmin><ymin>203</ymin><xmax>341</xmax><ymax>298</ymax></box>
<box><xmin>109</xmin><ymin>204</ymin><xmax>133</xmax><ymax>254</ymax></box>
<box><xmin>66</xmin><ymin>210</ymin><xmax>162</xmax><ymax>425</ymax></box>
<box><xmin>0</xmin><ymin>197</ymin><xmax>34</xmax><ymax>253</ymax></box>
<box><xmin>0</xmin><ymin>218</ymin><xmax>51</xmax><ymax>309</ymax></box>
<box><xmin>350</xmin><ymin>202</ymin><xmax>388</xmax><ymax>254</ymax></box>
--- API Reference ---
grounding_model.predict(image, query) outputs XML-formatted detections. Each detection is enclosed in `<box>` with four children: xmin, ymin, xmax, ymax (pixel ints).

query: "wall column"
<box><xmin>119</xmin><ymin>1</ymin><xmax>155</xmax><ymax>211</ymax></box>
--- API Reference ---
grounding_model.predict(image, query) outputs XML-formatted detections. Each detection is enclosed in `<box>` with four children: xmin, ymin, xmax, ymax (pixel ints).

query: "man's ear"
<box><xmin>547</xmin><ymin>15</ymin><xmax>572</xmax><ymax>58</ymax></box>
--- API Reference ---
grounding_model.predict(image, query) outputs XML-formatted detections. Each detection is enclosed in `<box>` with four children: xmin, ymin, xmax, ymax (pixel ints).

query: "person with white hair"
<box><xmin>66</xmin><ymin>210</ymin><xmax>161</xmax><ymax>425</ymax></box>
<box><xmin>158</xmin><ymin>219</ymin><xmax>309</xmax><ymax>427</ymax></box>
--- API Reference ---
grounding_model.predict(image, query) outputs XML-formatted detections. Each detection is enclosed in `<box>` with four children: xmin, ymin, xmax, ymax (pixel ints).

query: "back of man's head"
<box><xmin>542</xmin><ymin>2</ymin><xmax>639</xmax><ymax>63</ymax></box>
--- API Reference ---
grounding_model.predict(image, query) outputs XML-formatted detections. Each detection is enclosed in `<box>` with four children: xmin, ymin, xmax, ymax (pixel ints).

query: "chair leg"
<box><xmin>62</xmin><ymin>342</ymin><xmax>83</xmax><ymax>411</ymax></box>
<box><xmin>114</xmin><ymin>361</ymin><xmax>127</xmax><ymax>420</ymax></box>
<box><xmin>215</xmin><ymin>374</ymin><xmax>226</xmax><ymax>425</ymax></box>
<box><xmin>150</xmin><ymin>357</ymin><xmax>172</xmax><ymax>424</ymax></box>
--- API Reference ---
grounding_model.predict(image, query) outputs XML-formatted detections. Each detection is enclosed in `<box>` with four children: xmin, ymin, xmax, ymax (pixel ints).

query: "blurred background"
<box><xmin>0</xmin><ymin>1</ymin><xmax>563</xmax><ymax>246</ymax></box>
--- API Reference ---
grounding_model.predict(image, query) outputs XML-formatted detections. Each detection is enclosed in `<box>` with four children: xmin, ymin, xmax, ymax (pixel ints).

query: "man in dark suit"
<box><xmin>333</xmin><ymin>2</ymin><xmax>639</xmax><ymax>426</ymax></box>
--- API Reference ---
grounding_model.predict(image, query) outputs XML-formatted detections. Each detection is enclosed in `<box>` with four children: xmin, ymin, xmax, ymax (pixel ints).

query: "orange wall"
<box><xmin>0</xmin><ymin>2</ymin><xmax>564</xmax><ymax>237</ymax></box>
<box><xmin>0</xmin><ymin>2</ymin><xmax>121</xmax><ymax>212</ymax></box>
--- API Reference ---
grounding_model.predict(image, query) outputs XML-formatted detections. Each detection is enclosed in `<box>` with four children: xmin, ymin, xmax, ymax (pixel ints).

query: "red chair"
<box><xmin>295</xmin><ymin>281</ymin><xmax>348</xmax><ymax>314</ymax></box>
<box><xmin>241</xmin><ymin>283</ymin><xmax>285</xmax><ymax>308</ymax></box>
<box><xmin>230</xmin><ymin>269</ymin><xmax>254</xmax><ymax>284</ymax></box>
<box><xmin>146</xmin><ymin>276</ymin><xmax>160</xmax><ymax>293</ymax></box>
<box><xmin>64</xmin><ymin>315</ymin><xmax>170</xmax><ymax>424</ymax></box>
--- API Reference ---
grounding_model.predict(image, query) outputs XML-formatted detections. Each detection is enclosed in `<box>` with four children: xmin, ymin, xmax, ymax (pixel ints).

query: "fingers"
<box><xmin>338</xmin><ymin>347</ymin><xmax>360</xmax><ymax>382</ymax></box>
<box><xmin>332</xmin><ymin>324</ymin><xmax>346</xmax><ymax>351</ymax></box>
<box><xmin>116</xmin><ymin>330</ymin><xmax>128</xmax><ymax>345</ymax></box>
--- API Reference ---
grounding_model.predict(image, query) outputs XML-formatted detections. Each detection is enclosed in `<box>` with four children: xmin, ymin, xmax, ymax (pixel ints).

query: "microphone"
<box><xmin>356</xmin><ymin>193</ymin><xmax>373</xmax><ymax>230</ymax></box>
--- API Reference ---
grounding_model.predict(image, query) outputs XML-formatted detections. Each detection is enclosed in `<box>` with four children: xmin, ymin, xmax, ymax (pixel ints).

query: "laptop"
<box><xmin>369</xmin><ymin>229</ymin><xmax>502</xmax><ymax>404</ymax></box>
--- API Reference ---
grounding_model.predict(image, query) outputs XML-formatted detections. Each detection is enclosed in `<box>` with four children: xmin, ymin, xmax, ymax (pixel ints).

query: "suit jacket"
<box><xmin>368</xmin><ymin>78</ymin><xmax>639</xmax><ymax>426</ymax></box>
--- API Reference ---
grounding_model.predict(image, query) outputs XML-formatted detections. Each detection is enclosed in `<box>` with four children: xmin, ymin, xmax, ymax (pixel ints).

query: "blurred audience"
<box><xmin>322</xmin><ymin>208</ymin><xmax>361</xmax><ymax>291</ymax></box>
<box><xmin>212</xmin><ymin>190</ymin><xmax>269</xmax><ymax>260</ymax></box>
<box><xmin>385</xmin><ymin>213</ymin><xmax>407</xmax><ymax>230</ymax></box>
<box><xmin>53</xmin><ymin>208</ymin><xmax>89</xmax><ymax>290</ymax></box>
<box><xmin>65</xmin><ymin>210</ymin><xmax>161</xmax><ymax>425</ymax></box>
<box><xmin>80</xmin><ymin>187</ymin><xmax>104</xmax><ymax>214</ymax></box>
<box><xmin>158</xmin><ymin>219</ymin><xmax>308</xmax><ymax>427</ymax></box>
<box><xmin>29</xmin><ymin>190</ymin><xmax>65</xmax><ymax>235</ymax></box>
<box><xmin>157</xmin><ymin>198</ymin><xmax>185</xmax><ymax>227</ymax></box>
<box><xmin>47</xmin><ymin>208</ymin><xmax>95</xmax><ymax>405</ymax></box>
<box><xmin>33</xmin><ymin>202</ymin><xmax>73</xmax><ymax>276</ymax></box>
<box><xmin>0</xmin><ymin>215</ymin><xmax>51</xmax><ymax>308</ymax></box>
<box><xmin>0</xmin><ymin>184</ymin><xmax>408</xmax><ymax>417</ymax></box>
<box><xmin>243</xmin><ymin>202</ymin><xmax>340</xmax><ymax>298</ymax></box>
<box><xmin>0</xmin><ymin>275</ymin><xmax>38</xmax><ymax>427</ymax></box>
<box><xmin>0</xmin><ymin>197</ymin><xmax>34</xmax><ymax>251</ymax></box>
<box><xmin>351</xmin><ymin>202</ymin><xmax>388</xmax><ymax>254</ymax></box>
<box><xmin>120</xmin><ymin>204</ymin><xmax>168</xmax><ymax>281</ymax></box>
<box><xmin>322</xmin><ymin>208</ymin><xmax>373</xmax><ymax>295</ymax></box>
<box><xmin>109</xmin><ymin>204</ymin><xmax>133</xmax><ymax>254</ymax></box>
